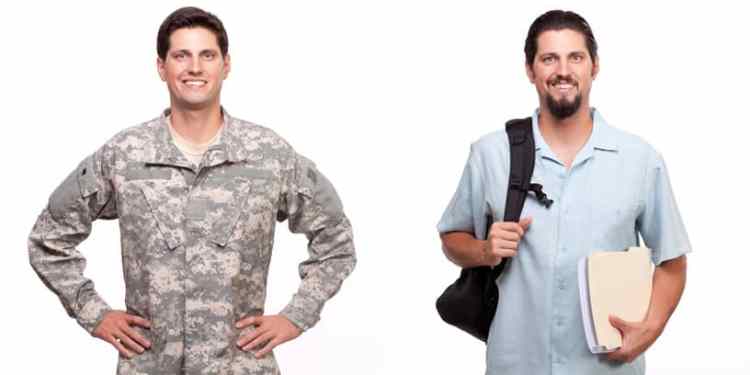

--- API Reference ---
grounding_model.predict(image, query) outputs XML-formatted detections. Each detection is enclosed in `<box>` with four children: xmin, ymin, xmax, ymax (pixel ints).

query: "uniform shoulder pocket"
<box><xmin>49</xmin><ymin>155</ymin><xmax>100</xmax><ymax>219</ymax></box>
<box><xmin>77</xmin><ymin>155</ymin><xmax>101</xmax><ymax>197</ymax></box>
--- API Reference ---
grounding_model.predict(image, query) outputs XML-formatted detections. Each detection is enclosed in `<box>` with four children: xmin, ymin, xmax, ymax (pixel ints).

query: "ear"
<box><xmin>591</xmin><ymin>56</ymin><xmax>600</xmax><ymax>80</ymax></box>
<box><xmin>222</xmin><ymin>53</ymin><xmax>231</xmax><ymax>79</ymax></box>
<box><xmin>525</xmin><ymin>62</ymin><xmax>535</xmax><ymax>84</ymax></box>
<box><xmin>156</xmin><ymin>57</ymin><xmax>166</xmax><ymax>81</ymax></box>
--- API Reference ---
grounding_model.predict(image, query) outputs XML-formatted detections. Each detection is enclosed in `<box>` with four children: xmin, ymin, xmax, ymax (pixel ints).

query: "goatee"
<box><xmin>546</xmin><ymin>93</ymin><xmax>582</xmax><ymax>120</ymax></box>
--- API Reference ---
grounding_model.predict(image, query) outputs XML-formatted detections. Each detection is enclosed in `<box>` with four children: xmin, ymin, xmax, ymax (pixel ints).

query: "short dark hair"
<box><xmin>524</xmin><ymin>10</ymin><xmax>597</xmax><ymax>66</ymax></box>
<box><xmin>157</xmin><ymin>7</ymin><xmax>228</xmax><ymax>60</ymax></box>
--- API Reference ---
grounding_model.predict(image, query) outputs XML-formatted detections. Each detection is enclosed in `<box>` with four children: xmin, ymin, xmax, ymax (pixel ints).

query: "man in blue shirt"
<box><xmin>438</xmin><ymin>10</ymin><xmax>690</xmax><ymax>375</ymax></box>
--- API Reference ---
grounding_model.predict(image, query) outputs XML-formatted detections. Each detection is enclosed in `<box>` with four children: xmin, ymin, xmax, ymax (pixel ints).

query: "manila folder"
<box><xmin>587</xmin><ymin>247</ymin><xmax>653</xmax><ymax>351</ymax></box>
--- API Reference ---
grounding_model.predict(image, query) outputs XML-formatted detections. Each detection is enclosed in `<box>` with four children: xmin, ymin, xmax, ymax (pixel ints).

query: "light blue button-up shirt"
<box><xmin>438</xmin><ymin>109</ymin><xmax>691</xmax><ymax>375</ymax></box>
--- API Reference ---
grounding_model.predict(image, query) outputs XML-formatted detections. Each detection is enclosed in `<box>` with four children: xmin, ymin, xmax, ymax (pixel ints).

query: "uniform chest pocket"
<box><xmin>189</xmin><ymin>166</ymin><xmax>275</xmax><ymax>248</ymax></box>
<box><xmin>122</xmin><ymin>166</ymin><xmax>186</xmax><ymax>251</ymax></box>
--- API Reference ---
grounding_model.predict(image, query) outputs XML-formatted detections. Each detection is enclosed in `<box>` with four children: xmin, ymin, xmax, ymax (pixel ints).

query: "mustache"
<box><xmin>548</xmin><ymin>75</ymin><xmax>578</xmax><ymax>86</ymax></box>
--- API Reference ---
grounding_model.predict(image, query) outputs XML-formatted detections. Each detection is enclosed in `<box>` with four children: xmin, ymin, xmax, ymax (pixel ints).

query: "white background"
<box><xmin>2</xmin><ymin>1</ymin><xmax>748</xmax><ymax>374</ymax></box>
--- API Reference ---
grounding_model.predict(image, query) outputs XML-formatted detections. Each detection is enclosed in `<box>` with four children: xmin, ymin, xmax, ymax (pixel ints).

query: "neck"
<box><xmin>537</xmin><ymin>103</ymin><xmax>594</xmax><ymax>170</ymax></box>
<box><xmin>168</xmin><ymin>103</ymin><xmax>224</xmax><ymax>144</ymax></box>
<box><xmin>537</xmin><ymin>103</ymin><xmax>593</xmax><ymax>148</ymax></box>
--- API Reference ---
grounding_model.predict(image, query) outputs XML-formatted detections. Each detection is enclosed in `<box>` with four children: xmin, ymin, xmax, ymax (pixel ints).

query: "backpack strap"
<box><xmin>490</xmin><ymin>117</ymin><xmax>553</xmax><ymax>276</ymax></box>
<box><xmin>504</xmin><ymin>117</ymin><xmax>536</xmax><ymax>223</ymax></box>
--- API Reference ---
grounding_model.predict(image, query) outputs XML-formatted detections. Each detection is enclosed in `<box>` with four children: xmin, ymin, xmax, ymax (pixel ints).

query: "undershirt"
<box><xmin>166</xmin><ymin>116</ymin><xmax>223</xmax><ymax>167</ymax></box>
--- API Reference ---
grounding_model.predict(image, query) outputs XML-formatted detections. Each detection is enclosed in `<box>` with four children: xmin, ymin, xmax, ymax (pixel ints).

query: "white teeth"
<box><xmin>184</xmin><ymin>80</ymin><xmax>206</xmax><ymax>87</ymax></box>
<box><xmin>553</xmin><ymin>83</ymin><xmax>574</xmax><ymax>90</ymax></box>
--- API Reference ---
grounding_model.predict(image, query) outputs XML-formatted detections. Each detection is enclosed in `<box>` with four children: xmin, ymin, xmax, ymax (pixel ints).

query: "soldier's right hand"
<box><xmin>482</xmin><ymin>217</ymin><xmax>532</xmax><ymax>266</ymax></box>
<box><xmin>93</xmin><ymin>310</ymin><xmax>152</xmax><ymax>359</ymax></box>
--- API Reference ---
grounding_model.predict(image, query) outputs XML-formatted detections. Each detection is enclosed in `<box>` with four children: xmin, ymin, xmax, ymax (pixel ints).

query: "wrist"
<box><xmin>77</xmin><ymin>296</ymin><xmax>112</xmax><ymax>335</ymax></box>
<box><xmin>476</xmin><ymin>239</ymin><xmax>490</xmax><ymax>267</ymax></box>
<box><xmin>644</xmin><ymin>315</ymin><xmax>667</xmax><ymax>334</ymax></box>
<box><xmin>280</xmin><ymin>295</ymin><xmax>318</xmax><ymax>332</ymax></box>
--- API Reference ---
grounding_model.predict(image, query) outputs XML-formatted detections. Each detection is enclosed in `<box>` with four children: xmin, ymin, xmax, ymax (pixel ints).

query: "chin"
<box><xmin>174</xmin><ymin>99</ymin><xmax>214</xmax><ymax>111</ymax></box>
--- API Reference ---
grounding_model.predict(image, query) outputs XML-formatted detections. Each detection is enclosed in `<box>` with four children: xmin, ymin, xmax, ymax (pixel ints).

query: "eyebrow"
<box><xmin>170</xmin><ymin>49</ymin><xmax>219</xmax><ymax>56</ymax></box>
<box><xmin>539</xmin><ymin>51</ymin><xmax>587</xmax><ymax>58</ymax></box>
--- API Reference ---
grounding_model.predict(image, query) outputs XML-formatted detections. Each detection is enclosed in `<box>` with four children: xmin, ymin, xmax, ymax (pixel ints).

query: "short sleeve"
<box><xmin>637</xmin><ymin>151</ymin><xmax>692</xmax><ymax>265</ymax></box>
<box><xmin>437</xmin><ymin>146</ymin><xmax>489</xmax><ymax>239</ymax></box>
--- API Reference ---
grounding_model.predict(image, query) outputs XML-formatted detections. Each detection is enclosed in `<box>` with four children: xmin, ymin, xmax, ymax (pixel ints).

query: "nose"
<box><xmin>555</xmin><ymin>59</ymin><xmax>570</xmax><ymax>77</ymax></box>
<box><xmin>188</xmin><ymin>55</ymin><xmax>203</xmax><ymax>75</ymax></box>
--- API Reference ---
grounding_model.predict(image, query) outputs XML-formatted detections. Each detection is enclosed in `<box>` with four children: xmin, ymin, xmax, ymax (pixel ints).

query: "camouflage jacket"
<box><xmin>28</xmin><ymin>109</ymin><xmax>356</xmax><ymax>374</ymax></box>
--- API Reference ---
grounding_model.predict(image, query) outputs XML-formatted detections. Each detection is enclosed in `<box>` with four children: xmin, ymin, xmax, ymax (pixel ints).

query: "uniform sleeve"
<box><xmin>277</xmin><ymin>153</ymin><xmax>356</xmax><ymax>331</ymax></box>
<box><xmin>637</xmin><ymin>151</ymin><xmax>692</xmax><ymax>265</ymax></box>
<box><xmin>28</xmin><ymin>146</ymin><xmax>118</xmax><ymax>334</ymax></box>
<box><xmin>437</xmin><ymin>145</ymin><xmax>489</xmax><ymax>239</ymax></box>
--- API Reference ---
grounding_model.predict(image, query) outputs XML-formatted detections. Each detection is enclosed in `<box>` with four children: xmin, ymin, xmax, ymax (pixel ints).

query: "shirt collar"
<box><xmin>590</xmin><ymin>109</ymin><xmax>618</xmax><ymax>152</ymax></box>
<box><xmin>531</xmin><ymin>107</ymin><xmax>618</xmax><ymax>160</ymax></box>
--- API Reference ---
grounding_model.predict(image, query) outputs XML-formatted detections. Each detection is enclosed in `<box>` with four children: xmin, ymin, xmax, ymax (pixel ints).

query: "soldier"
<box><xmin>28</xmin><ymin>6</ymin><xmax>355</xmax><ymax>374</ymax></box>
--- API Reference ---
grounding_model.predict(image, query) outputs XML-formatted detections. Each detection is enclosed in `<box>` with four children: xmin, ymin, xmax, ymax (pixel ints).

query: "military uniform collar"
<box><xmin>148</xmin><ymin>107</ymin><xmax>249</xmax><ymax>168</ymax></box>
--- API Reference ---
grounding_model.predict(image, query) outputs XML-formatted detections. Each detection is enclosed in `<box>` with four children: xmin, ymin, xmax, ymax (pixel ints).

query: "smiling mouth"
<box><xmin>550</xmin><ymin>80</ymin><xmax>576</xmax><ymax>93</ymax></box>
<box><xmin>182</xmin><ymin>79</ymin><xmax>207</xmax><ymax>87</ymax></box>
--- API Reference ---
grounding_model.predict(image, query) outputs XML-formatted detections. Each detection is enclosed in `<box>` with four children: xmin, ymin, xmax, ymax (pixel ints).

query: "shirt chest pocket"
<box><xmin>586</xmin><ymin>153</ymin><xmax>647</xmax><ymax>252</ymax></box>
<box><xmin>590</xmin><ymin>185</ymin><xmax>643</xmax><ymax>252</ymax></box>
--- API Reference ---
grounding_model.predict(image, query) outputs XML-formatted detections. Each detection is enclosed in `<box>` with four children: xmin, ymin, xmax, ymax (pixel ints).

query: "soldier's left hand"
<box><xmin>606</xmin><ymin>315</ymin><xmax>663</xmax><ymax>363</ymax></box>
<box><xmin>235</xmin><ymin>315</ymin><xmax>301</xmax><ymax>358</ymax></box>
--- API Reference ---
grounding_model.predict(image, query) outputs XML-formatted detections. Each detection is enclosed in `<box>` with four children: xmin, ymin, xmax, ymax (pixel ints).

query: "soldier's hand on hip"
<box><xmin>93</xmin><ymin>310</ymin><xmax>152</xmax><ymax>359</ymax></box>
<box><xmin>235</xmin><ymin>315</ymin><xmax>301</xmax><ymax>358</ymax></box>
<box><xmin>482</xmin><ymin>217</ymin><xmax>532</xmax><ymax>266</ymax></box>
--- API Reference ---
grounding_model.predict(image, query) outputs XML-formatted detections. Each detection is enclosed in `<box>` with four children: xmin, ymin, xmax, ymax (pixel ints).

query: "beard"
<box><xmin>545</xmin><ymin>91</ymin><xmax>582</xmax><ymax>120</ymax></box>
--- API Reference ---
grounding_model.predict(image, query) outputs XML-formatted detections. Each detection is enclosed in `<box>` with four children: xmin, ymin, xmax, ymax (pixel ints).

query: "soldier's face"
<box><xmin>526</xmin><ymin>29</ymin><xmax>598</xmax><ymax>119</ymax></box>
<box><xmin>157</xmin><ymin>27</ymin><xmax>230</xmax><ymax>111</ymax></box>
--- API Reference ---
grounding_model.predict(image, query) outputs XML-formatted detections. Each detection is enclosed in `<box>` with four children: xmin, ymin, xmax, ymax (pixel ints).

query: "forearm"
<box><xmin>28</xmin><ymin>208</ymin><xmax>112</xmax><ymax>333</ymax></box>
<box><xmin>645</xmin><ymin>255</ymin><xmax>687</xmax><ymax>331</ymax></box>
<box><xmin>281</xmin><ymin>216</ymin><xmax>356</xmax><ymax>331</ymax></box>
<box><xmin>440</xmin><ymin>231</ymin><xmax>486</xmax><ymax>268</ymax></box>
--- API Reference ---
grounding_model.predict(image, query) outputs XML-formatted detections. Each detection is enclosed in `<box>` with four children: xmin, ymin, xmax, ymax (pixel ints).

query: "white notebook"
<box><xmin>578</xmin><ymin>247</ymin><xmax>653</xmax><ymax>354</ymax></box>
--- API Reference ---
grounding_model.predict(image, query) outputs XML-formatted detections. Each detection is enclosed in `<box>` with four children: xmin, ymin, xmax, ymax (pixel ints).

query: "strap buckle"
<box><xmin>528</xmin><ymin>183</ymin><xmax>554</xmax><ymax>208</ymax></box>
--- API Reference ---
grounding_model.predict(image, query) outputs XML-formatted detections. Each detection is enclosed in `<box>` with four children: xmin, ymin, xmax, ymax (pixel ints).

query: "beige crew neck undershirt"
<box><xmin>166</xmin><ymin>116</ymin><xmax>223</xmax><ymax>167</ymax></box>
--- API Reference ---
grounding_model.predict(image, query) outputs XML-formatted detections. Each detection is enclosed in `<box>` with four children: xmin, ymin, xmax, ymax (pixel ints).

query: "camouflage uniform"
<box><xmin>28</xmin><ymin>109</ymin><xmax>356</xmax><ymax>374</ymax></box>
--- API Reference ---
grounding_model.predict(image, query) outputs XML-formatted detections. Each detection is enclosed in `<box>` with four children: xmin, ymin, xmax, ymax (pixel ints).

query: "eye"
<box><xmin>201</xmin><ymin>51</ymin><xmax>216</xmax><ymax>60</ymax></box>
<box><xmin>173</xmin><ymin>52</ymin><xmax>186</xmax><ymax>60</ymax></box>
<box><xmin>571</xmin><ymin>54</ymin><xmax>584</xmax><ymax>63</ymax></box>
<box><xmin>541</xmin><ymin>55</ymin><xmax>556</xmax><ymax>64</ymax></box>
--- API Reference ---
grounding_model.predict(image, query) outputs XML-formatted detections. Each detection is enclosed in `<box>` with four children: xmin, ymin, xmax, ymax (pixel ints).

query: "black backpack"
<box><xmin>436</xmin><ymin>117</ymin><xmax>553</xmax><ymax>341</ymax></box>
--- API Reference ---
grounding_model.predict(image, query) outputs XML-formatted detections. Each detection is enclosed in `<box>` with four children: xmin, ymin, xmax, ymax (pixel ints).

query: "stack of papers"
<box><xmin>578</xmin><ymin>247</ymin><xmax>653</xmax><ymax>354</ymax></box>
